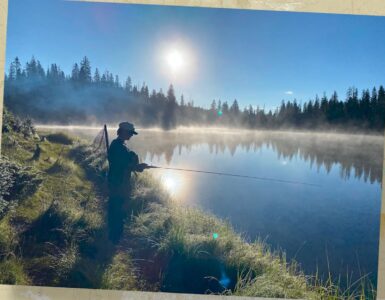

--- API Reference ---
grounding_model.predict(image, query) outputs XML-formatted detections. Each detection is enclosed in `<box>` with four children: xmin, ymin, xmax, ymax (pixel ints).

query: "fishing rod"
<box><xmin>144</xmin><ymin>165</ymin><xmax>321</xmax><ymax>188</ymax></box>
<box><xmin>100</xmin><ymin>125</ymin><xmax>319</xmax><ymax>188</ymax></box>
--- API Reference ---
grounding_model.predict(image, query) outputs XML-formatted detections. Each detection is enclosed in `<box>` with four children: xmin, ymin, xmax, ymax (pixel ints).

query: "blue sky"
<box><xmin>5</xmin><ymin>0</ymin><xmax>385</xmax><ymax>110</ymax></box>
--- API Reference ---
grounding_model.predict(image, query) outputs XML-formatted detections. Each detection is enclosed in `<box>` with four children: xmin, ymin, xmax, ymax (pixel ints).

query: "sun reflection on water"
<box><xmin>159</xmin><ymin>171</ymin><xmax>186</xmax><ymax>199</ymax></box>
<box><xmin>163</xmin><ymin>176</ymin><xmax>177</xmax><ymax>192</ymax></box>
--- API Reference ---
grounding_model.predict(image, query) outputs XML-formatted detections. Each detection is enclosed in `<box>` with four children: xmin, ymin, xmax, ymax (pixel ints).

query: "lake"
<box><xmin>40</xmin><ymin>126</ymin><xmax>384</xmax><ymax>287</ymax></box>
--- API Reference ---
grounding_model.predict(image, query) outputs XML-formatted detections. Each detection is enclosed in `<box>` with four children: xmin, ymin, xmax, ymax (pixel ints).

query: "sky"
<box><xmin>5</xmin><ymin>0</ymin><xmax>385</xmax><ymax>110</ymax></box>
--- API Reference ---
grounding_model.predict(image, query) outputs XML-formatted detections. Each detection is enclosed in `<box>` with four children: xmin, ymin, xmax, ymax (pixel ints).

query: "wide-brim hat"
<box><xmin>119</xmin><ymin>122</ymin><xmax>138</xmax><ymax>135</ymax></box>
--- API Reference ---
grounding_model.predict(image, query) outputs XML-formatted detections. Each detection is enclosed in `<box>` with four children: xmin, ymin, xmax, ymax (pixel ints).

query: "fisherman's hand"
<box><xmin>136</xmin><ymin>163</ymin><xmax>149</xmax><ymax>172</ymax></box>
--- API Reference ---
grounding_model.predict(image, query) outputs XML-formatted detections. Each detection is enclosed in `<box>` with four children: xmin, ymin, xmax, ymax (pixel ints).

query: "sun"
<box><xmin>166</xmin><ymin>49</ymin><xmax>185</xmax><ymax>73</ymax></box>
<box><xmin>158</xmin><ymin>41</ymin><xmax>196</xmax><ymax>82</ymax></box>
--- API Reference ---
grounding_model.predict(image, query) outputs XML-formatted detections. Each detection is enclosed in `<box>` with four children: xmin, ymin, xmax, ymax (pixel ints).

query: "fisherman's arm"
<box><xmin>126</xmin><ymin>151</ymin><xmax>149</xmax><ymax>172</ymax></box>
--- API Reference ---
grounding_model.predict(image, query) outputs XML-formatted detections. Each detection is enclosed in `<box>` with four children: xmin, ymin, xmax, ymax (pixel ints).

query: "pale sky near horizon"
<box><xmin>5</xmin><ymin>0</ymin><xmax>385</xmax><ymax>110</ymax></box>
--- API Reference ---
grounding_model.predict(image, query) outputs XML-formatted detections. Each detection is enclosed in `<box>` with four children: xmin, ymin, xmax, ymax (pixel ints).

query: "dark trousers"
<box><xmin>108</xmin><ymin>182</ymin><xmax>131</xmax><ymax>244</ymax></box>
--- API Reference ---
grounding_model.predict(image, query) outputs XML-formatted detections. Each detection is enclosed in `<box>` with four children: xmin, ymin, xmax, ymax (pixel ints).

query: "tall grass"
<box><xmin>0</xmin><ymin>129</ymin><xmax>110</xmax><ymax>288</ymax></box>
<box><xmin>118</xmin><ymin>173</ymin><xmax>314</xmax><ymax>297</ymax></box>
<box><xmin>116</xmin><ymin>171</ymin><xmax>376</xmax><ymax>299</ymax></box>
<box><xmin>308</xmin><ymin>266</ymin><xmax>377</xmax><ymax>299</ymax></box>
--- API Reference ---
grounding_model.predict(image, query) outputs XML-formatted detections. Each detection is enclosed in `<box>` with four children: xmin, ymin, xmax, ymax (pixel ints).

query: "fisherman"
<box><xmin>107</xmin><ymin>121</ymin><xmax>148</xmax><ymax>244</ymax></box>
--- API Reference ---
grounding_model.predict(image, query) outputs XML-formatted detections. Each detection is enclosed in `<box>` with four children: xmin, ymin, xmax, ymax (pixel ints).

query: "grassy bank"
<box><xmin>0</xmin><ymin>111</ymin><xmax>376</xmax><ymax>298</ymax></box>
<box><xmin>75</xmin><ymin>142</ymin><xmax>376</xmax><ymax>299</ymax></box>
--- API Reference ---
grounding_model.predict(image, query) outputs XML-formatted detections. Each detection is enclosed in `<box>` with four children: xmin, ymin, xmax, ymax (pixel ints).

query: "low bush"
<box><xmin>2</xmin><ymin>107</ymin><xmax>36</xmax><ymax>137</ymax></box>
<box><xmin>45</xmin><ymin>133</ymin><xmax>73</xmax><ymax>145</ymax></box>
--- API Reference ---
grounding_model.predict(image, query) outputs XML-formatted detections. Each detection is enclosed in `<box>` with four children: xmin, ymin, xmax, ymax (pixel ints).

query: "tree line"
<box><xmin>5</xmin><ymin>56</ymin><xmax>385</xmax><ymax>132</ymax></box>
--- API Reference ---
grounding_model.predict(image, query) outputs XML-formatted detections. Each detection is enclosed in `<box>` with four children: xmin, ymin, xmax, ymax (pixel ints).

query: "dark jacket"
<box><xmin>107</xmin><ymin>138</ymin><xmax>139</xmax><ymax>187</ymax></box>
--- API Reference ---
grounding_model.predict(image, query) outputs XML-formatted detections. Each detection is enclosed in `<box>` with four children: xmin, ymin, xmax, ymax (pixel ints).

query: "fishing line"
<box><xmin>98</xmin><ymin>125</ymin><xmax>320</xmax><ymax>188</ymax></box>
<box><xmin>147</xmin><ymin>165</ymin><xmax>321</xmax><ymax>188</ymax></box>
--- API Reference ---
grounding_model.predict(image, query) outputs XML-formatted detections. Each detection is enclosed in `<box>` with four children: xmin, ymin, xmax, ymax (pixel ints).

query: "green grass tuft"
<box><xmin>0</xmin><ymin>258</ymin><xmax>30</xmax><ymax>285</ymax></box>
<box><xmin>101</xmin><ymin>251</ymin><xmax>139</xmax><ymax>290</ymax></box>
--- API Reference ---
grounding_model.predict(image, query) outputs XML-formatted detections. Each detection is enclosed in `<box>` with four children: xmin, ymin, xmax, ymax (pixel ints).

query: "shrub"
<box><xmin>45</xmin><ymin>133</ymin><xmax>73</xmax><ymax>145</ymax></box>
<box><xmin>2</xmin><ymin>107</ymin><xmax>36</xmax><ymax>137</ymax></box>
<box><xmin>0</xmin><ymin>157</ymin><xmax>42</xmax><ymax>218</ymax></box>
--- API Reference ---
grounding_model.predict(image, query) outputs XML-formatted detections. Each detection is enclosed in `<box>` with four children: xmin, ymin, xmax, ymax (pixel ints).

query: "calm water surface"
<box><xmin>42</xmin><ymin>127</ymin><xmax>384</xmax><ymax>286</ymax></box>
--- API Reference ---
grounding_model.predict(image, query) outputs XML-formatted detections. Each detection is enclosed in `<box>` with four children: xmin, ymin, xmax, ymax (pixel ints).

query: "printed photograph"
<box><xmin>1</xmin><ymin>0</ymin><xmax>384</xmax><ymax>298</ymax></box>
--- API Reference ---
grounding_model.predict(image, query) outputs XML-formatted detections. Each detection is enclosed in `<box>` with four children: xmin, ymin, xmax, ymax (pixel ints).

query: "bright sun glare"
<box><xmin>163</xmin><ymin>176</ymin><xmax>177</xmax><ymax>192</ymax></box>
<box><xmin>161</xmin><ymin>173</ymin><xmax>184</xmax><ymax>198</ymax></box>
<box><xmin>160</xmin><ymin>42</ymin><xmax>195</xmax><ymax>81</ymax></box>
<box><xmin>166</xmin><ymin>49</ymin><xmax>185</xmax><ymax>73</ymax></box>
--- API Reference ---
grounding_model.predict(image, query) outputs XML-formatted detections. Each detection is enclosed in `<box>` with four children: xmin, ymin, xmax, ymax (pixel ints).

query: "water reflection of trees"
<box><xmin>127</xmin><ymin>130</ymin><xmax>383</xmax><ymax>184</ymax></box>
<box><xmin>47</xmin><ymin>128</ymin><xmax>383</xmax><ymax>184</ymax></box>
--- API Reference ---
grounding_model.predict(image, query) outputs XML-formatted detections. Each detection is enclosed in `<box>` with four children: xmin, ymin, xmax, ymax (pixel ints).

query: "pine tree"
<box><xmin>162</xmin><ymin>84</ymin><xmax>177</xmax><ymax>129</ymax></box>
<box><xmin>79</xmin><ymin>56</ymin><xmax>92</xmax><ymax>84</ymax></box>
<box><xmin>93</xmin><ymin>68</ymin><xmax>101</xmax><ymax>84</ymax></box>
<box><xmin>8</xmin><ymin>61</ymin><xmax>16</xmax><ymax>81</ymax></box>
<box><xmin>217</xmin><ymin>100</ymin><xmax>222</xmax><ymax>112</ymax></box>
<box><xmin>71</xmin><ymin>63</ymin><xmax>80</xmax><ymax>82</ymax></box>
<box><xmin>14</xmin><ymin>57</ymin><xmax>22</xmax><ymax>80</ymax></box>
<box><xmin>140</xmin><ymin>83</ymin><xmax>149</xmax><ymax>98</ymax></box>
<box><xmin>313</xmin><ymin>95</ymin><xmax>320</xmax><ymax>113</ymax></box>
<box><xmin>360</xmin><ymin>89</ymin><xmax>371</xmax><ymax>125</ymax></box>
<box><xmin>132</xmin><ymin>85</ymin><xmax>138</xmax><ymax>95</ymax></box>
<box><xmin>101</xmin><ymin>73</ymin><xmax>106</xmax><ymax>86</ymax></box>
<box><xmin>320</xmin><ymin>93</ymin><xmax>328</xmax><ymax>116</ymax></box>
<box><xmin>328</xmin><ymin>91</ymin><xmax>344</xmax><ymax>124</ymax></box>
<box><xmin>210</xmin><ymin>100</ymin><xmax>217</xmax><ymax>111</ymax></box>
<box><xmin>36</xmin><ymin>61</ymin><xmax>45</xmax><ymax>78</ymax></box>
<box><xmin>114</xmin><ymin>75</ymin><xmax>120</xmax><ymax>88</ymax></box>
<box><xmin>222</xmin><ymin>101</ymin><xmax>229</xmax><ymax>114</ymax></box>
<box><xmin>345</xmin><ymin>87</ymin><xmax>359</xmax><ymax>122</ymax></box>
<box><xmin>167</xmin><ymin>85</ymin><xmax>176</xmax><ymax>102</ymax></box>
<box><xmin>230</xmin><ymin>99</ymin><xmax>240</xmax><ymax>114</ymax></box>
<box><xmin>377</xmin><ymin>85</ymin><xmax>385</xmax><ymax>129</ymax></box>
<box><xmin>47</xmin><ymin>64</ymin><xmax>61</xmax><ymax>82</ymax></box>
<box><xmin>208</xmin><ymin>99</ymin><xmax>217</xmax><ymax>123</ymax></box>
<box><xmin>26</xmin><ymin>57</ymin><xmax>38</xmax><ymax>78</ymax></box>
<box><xmin>150</xmin><ymin>89</ymin><xmax>157</xmax><ymax>100</ymax></box>
<box><xmin>108</xmin><ymin>73</ymin><xmax>114</xmax><ymax>87</ymax></box>
<box><xmin>125</xmin><ymin>76</ymin><xmax>132</xmax><ymax>92</ymax></box>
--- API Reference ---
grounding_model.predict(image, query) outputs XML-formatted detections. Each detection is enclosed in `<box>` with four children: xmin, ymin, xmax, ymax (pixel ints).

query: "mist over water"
<box><xmin>50</xmin><ymin>126</ymin><xmax>383</xmax><ymax>184</ymax></box>
<box><xmin>40</xmin><ymin>126</ymin><xmax>383</xmax><ymax>286</ymax></box>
